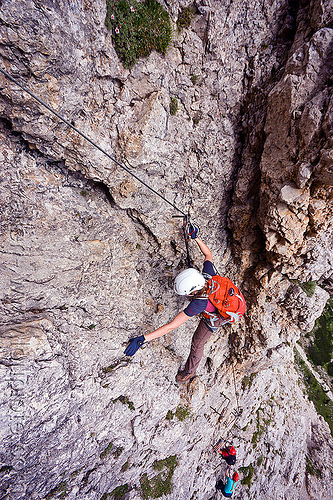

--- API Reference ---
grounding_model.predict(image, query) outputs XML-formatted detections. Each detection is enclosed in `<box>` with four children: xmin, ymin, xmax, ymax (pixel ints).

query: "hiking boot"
<box><xmin>176</xmin><ymin>370</ymin><xmax>195</xmax><ymax>384</ymax></box>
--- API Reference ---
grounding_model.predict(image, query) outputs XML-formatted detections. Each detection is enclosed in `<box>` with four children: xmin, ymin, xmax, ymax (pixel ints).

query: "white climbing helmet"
<box><xmin>174</xmin><ymin>268</ymin><xmax>206</xmax><ymax>296</ymax></box>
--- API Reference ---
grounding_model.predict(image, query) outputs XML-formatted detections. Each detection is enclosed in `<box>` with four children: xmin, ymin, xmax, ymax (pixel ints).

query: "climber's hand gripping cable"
<box><xmin>187</xmin><ymin>223</ymin><xmax>199</xmax><ymax>239</ymax></box>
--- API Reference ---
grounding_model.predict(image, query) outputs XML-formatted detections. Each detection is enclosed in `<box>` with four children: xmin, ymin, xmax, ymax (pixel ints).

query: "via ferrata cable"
<box><xmin>0</xmin><ymin>66</ymin><xmax>186</xmax><ymax>217</ymax></box>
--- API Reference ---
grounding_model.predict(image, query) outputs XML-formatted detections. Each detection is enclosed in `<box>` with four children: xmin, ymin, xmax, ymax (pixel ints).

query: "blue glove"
<box><xmin>124</xmin><ymin>335</ymin><xmax>145</xmax><ymax>356</ymax></box>
<box><xmin>187</xmin><ymin>223</ymin><xmax>198</xmax><ymax>239</ymax></box>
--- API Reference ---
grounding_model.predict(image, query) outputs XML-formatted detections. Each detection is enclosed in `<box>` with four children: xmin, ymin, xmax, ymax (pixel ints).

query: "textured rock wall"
<box><xmin>1</xmin><ymin>1</ymin><xmax>333</xmax><ymax>499</ymax></box>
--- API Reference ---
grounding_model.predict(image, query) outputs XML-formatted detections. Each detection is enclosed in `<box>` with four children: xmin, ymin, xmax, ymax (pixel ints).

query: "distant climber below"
<box><xmin>216</xmin><ymin>470</ymin><xmax>239</xmax><ymax>497</ymax></box>
<box><xmin>124</xmin><ymin>224</ymin><xmax>246</xmax><ymax>383</ymax></box>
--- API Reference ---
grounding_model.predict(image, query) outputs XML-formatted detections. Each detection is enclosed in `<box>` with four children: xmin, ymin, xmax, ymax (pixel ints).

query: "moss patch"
<box><xmin>165</xmin><ymin>405</ymin><xmax>190</xmax><ymax>421</ymax></box>
<box><xmin>305</xmin><ymin>455</ymin><xmax>322</xmax><ymax>478</ymax></box>
<box><xmin>257</xmin><ymin>455</ymin><xmax>264</xmax><ymax>467</ymax></box>
<box><xmin>45</xmin><ymin>481</ymin><xmax>68</xmax><ymax>499</ymax></box>
<box><xmin>170</xmin><ymin>97</ymin><xmax>178</xmax><ymax>115</ymax></box>
<box><xmin>0</xmin><ymin>465</ymin><xmax>13</xmax><ymax>474</ymax></box>
<box><xmin>70</xmin><ymin>467</ymin><xmax>83</xmax><ymax>478</ymax></box>
<box><xmin>165</xmin><ymin>410</ymin><xmax>174</xmax><ymax>420</ymax></box>
<box><xmin>114</xmin><ymin>395</ymin><xmax>135</xmax><ymax>411</ymax></box>
<box><xmin>100</xmin><ymin>442</ymin><xmax>114</xmax><ymax>460</ymax></box>
<box><xmin>113</xmin><ymin>446</ymin><xmax>124</xmax><ymax>459</ymax></box>
<box><xmin>100</xmin><ymin>442</ymin><xmax>124</xmax><ymax>460</ymax></box>
<box><xmin>102</xmin><ymin>359</ymin><xmax>130</xmax><ymax>373</ymax></box>
<box><xmin>121</xmin><ymin>459</ymin><xmax>130</xmax><ymax>472</ymax></box>
<box><xmin>239</xmin><ymin>464</ymin><xmax>254</xmax><ymax>487</ymax></box>
<box><xmin>175</xmin><ymin>405</ymin><xmax>191</xmax><ymax>421</ymax></box>
<box><xmin>327</xmin><ymin>362</ymin><xmax>333</xmax><ymax>377</ymax></box>
<box><xmin>291</xmin><ymin>279</ymin><xmax>317</xmax><ymax>297</ymax></box>
<box><xmin>251</xmin><ymin>409</ymin><xmax>265</xmax><ymax>445</ymax></box>
<box><xmin>190</xmin><ymin>74</ymin><xmax>198</xmax><ymax>84</ymax></box>
<box><xmin>241</xmin><ymin>373</ymin><xmax>256</xmax><ymax>391</ymax></box>
<box><xmin>105</xmin><ymin>0</ymin><xmax>172</xmax><ymax>68</ymax></box>
<box><xmin>307</xmin><ymin>299</ymin><xmax>333</xmax><ymax>367</ymax></box>
<box><xmin>176</xmin><ymin>4</ymin><xmax>196</xmax><ymax>31</ymax></box>
<box><xmin>140</xmin><ymin>455</ymin><xmax>178</xmax><ymax>499</ymax></box>
<box><xmin>111</xmin><ymin>483</ymin><xmax>130</xmax><ymax>499</ymax></box>
<box><xmin>295</xmin><ymin>350</ymin><xmax>333</xmax><ymax>436</ymax></box>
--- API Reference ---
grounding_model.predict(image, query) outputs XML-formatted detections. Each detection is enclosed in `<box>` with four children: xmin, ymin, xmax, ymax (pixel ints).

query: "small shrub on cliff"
<box><xmin>174</xmin><ymin>405</ymin><xmax>190</xmax><ymax>421</ymax></box>
<box><xmin>305</xmin><ymin>455</ymin><xmax>322</xmax><ymax>478</ymax></box>
<box><xmin>112</xmin><ymin>483</ymin><xmax>130</xmax><ymax>499</ymax></box>
<box><xmin>105</xmin><ymin>0</ymin><xmax>172</xmax><ymax>68</ymax></box>
<box><xmin>239</xmin><ymin>464</ymin><xmax>254</xmax><ymax>487</ymax></box>
<box><xmin>176</xmin><ymin>4</ymin><xmax>196</xmax><ymax>31</ymax></box>
<box><xmin>45</xmin><ymin>481</ymin><xmax>68</xmax><ymax>499</ymax></box>
<box><xmin>308</xmin><ymin>299</ymin><xmax>333</xmax><ymax>367</ymax></box>
<box><xmin>140</xmin><ymin>455</ymin><xmax>178</xmax><ymax>499</ymax></box>
<box><xmin>295</xmin><ymin>350</ymin><xmax>333</xmax><ymax>436</ymax></box>
<box><xmin>169</xmin><ymin>97</ymin><xmax>178</xmax><ymax>115</ymax></box>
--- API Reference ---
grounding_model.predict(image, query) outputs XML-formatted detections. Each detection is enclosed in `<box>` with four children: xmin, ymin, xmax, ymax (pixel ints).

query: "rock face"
<box><xmin>0</xmin><ymin>1</ymin><xmax>333</xmax><ymax>499</ymax></box>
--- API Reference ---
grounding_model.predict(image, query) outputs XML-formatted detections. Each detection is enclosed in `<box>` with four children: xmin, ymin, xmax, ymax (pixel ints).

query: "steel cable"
<box><xmin>0</xmin><ymin>66</ymin><xmax>186</xmax><ymax>216</ymax></box>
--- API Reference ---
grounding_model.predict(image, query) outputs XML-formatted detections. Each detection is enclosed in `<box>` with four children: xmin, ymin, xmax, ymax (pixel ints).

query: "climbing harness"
<box><xmin>0</xmin><ymin>67</ymin><xmax>186</xmax><ymax>217</ymax></box>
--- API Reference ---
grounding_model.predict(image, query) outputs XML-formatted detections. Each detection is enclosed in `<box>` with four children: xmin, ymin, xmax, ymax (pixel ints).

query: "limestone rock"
<box><xmin>0</xmin><ymin>0</ymin><xmax>333</xmax><ymax>499</ymax></box>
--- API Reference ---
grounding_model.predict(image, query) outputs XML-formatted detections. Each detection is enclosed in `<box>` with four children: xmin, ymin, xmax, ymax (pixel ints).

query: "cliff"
<box><xmin>0</xmin><ymin>1</ymin><xmax>333</xmax><ymax>499</ymax></box>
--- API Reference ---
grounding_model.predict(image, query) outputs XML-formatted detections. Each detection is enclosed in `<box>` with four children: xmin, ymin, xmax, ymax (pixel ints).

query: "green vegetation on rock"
<box><xmin>0</xmin><ymin>465</ymin><xmax>13</xmax><ymax>474</ymax></box>
<box><xmin>176</xmin><ymin>4</ymin><xmax>196</xmax><ymax>31</ymax></box>
<box><xmin>45</xmin><ymin>481</ymin><xmax>68</xmax><ymax>499</ymax></box>
<box><xmin>252</xmin><ymin>409</ymin><xmax>265</xmax><ymax>445</ymax></box>
<box><xmin>257</xmin><ymin>455</ymin><xmax>264</xmax><ymax>467</ymax></box>
<box><xmin>165</xmin><ymin>410</ymin><xmax>174</xmax><ymax>420</ymax></box>
<box><xmin>241</xmin><ymin>372</ymin><xmax>256</xmax><ymax>391</ymax></box>
<box><xmin>307</xmin><ymin>299</ymin><xmax>333</xmax><ymax>367</ymax></box>
<box><xmin>305</xmin><ymin>455</ymin><xmax>322</xmax><ymax>478</ymax></box>
<box><xmin>121</xmin><ymin>459</ymin><xmax>130</xmax><ymax>472</ymax></box>
<box><xmin>190</xmin><ymin>74</ymin><xmax>198</xmax><ymax>84</ymax></box>
<box><xmin>111</xmin><ymin>483</ymin><xmax>130</xmax><ymax>499</ymax></box>
<box><xmin>100</xmin><ymin>442</ymin><xmax>124</xmax><ymax>460</ymax></box>
<box><xmin>239</xmin><ymin>464</ymin><xmax>254</xmax><ymax>487</ymax></box>
<box><xmin>166</xmin><ymin>405</ymin><xmax>191</xmax><ymax>421</ymax></box>
<box><xmin>140</xmin><ymin>455</ymin><xmax>178</xmax><ymax>499</ymax></box>
<box><xmin>114</xmin><ymin>395</ymin><xmax>135</xmax><ymax>410</ymax></box>
<box><xmin>295</xmin><ymin>350</ymin><xmax>333</xmax><ymax>436</ymax></box>
<box><xmin>291</xmin><ymin>279</ymin><xmax>317</xmax><ymax>297</ymax></box>
<box><xmin>100</xmin><ymin>441</ymin><xmax>114</xmax><ymax>460</ymax></box>
<box><xmin>169</xmin><ymin>97</ymin><xmax>178</xmax><ymax>115</ymax></box>
<box><xmin>105</xmin><ymin>0</ymin><xmax>172</xmax><ymax>68</ymax></box>
<box><xmin>175</xmin><ymin>405</ymin><xmax>191</xmax><ymax>421</ymax></box>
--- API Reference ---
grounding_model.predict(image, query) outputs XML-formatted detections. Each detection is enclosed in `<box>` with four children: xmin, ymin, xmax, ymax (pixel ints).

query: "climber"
<box><xmin>216</xmin><ymin>470</ymin><xmax>239</xmax><ymax>498</ymax></box>
<box><xmin>219</xmin><ymin>445</ymin><xmax>236</xmax><ymax>465</ymax></box>
<box><xmin>124</xmin><ymin>224</ymin><xmax>245</xmax><ymax>383</ymax></box>
<box><xmin>213</xmin><ymin>441</ymin><xmax>237</xmax><ymax>465</ymax></box>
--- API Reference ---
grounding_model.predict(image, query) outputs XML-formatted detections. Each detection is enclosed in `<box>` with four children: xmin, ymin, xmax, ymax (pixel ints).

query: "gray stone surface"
<box><xmin>0</xmin><ymin>1</ymin><xmax>333</xmax><ymax>499</ymax></box>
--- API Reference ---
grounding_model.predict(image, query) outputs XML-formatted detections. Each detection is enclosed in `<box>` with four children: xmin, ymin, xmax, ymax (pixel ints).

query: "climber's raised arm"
<box><xmin>187</xmin><ymin>224</ymin><xmax>213</xmax><ymax>262</ymax></box>
<box><xmin>123</xmin><ymin>312</ymin><xmax>190</xmax><ymax>356</ymax></box>
<box><xmin>195</xmin><ymin>237</ymin><xmax>213</xmax><ymax>262</ymax></box>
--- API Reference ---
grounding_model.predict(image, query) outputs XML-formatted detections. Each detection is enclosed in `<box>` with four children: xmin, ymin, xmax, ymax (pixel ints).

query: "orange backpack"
<box><xmin>203</xmin><ymin>275</ymin><xmax>246</xmax><ymax>323</ymax></box>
